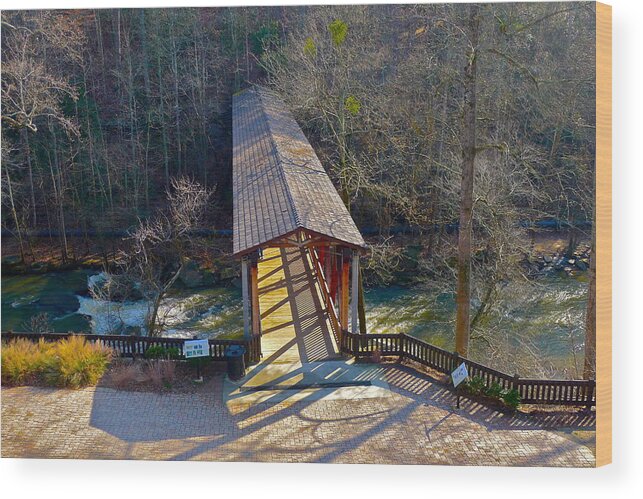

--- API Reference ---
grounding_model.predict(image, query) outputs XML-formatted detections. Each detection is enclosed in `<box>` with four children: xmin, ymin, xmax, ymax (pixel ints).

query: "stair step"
<box><xmin>238</xmin><ymin>380</ymin><xmax>372</xmax><ymax>393</ymax></box>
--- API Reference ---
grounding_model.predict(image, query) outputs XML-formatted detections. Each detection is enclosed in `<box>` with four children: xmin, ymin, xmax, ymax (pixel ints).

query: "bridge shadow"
<box><xmin>86</xmin><ymin>243</ymin><xmax>593</xmax><ymax>462</ymax></box>
<box><xmin>280</xmin><ymin>247</ymin><xmax>339</xmax><ymax>363</ymax></box>
<box><xmin>86</xmin><ymin>360</ymin><xmax>595</xmax><ymax>464</ymax></box>
<box><xmin>382</xmin><ymin>363</ymin><xmax>596</xmax><ymax>432</ymax></box>
<box><xmin>257</xmin><ymin>246</ymin><xmax>339</xmax><ymax>364</ymax></box>
<box><xmin>88</xmin><ymin>385</ymin><xmax>233</xmax><ymax>443</ymax></box>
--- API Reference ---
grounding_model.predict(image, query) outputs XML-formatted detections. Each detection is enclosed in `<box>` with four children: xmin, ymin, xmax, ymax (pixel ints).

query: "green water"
<box><xmin>1</xmin><ymin>270</ymin><xmax>588</xmax><ymax>378</ymax></box>
<box><xmin>365</xmin><ymin>275</ymin><xmax>588</xmax><ymax>378</ymax></box>
<box><xmin>1</xmin><ymin>271</ymin><xmax>244</xmax><ymax>339</ymax></box>
<box><xmin>1</xmin><ymin>270</ymin><xmax>94</xmax><ymax>333</ymax></box>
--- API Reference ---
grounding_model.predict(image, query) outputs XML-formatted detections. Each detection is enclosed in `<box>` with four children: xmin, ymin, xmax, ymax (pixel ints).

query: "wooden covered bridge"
<box><xmin>233</xmin><ymin>85</ymin><xmax>367</xmax><ymax>366</ymax></box>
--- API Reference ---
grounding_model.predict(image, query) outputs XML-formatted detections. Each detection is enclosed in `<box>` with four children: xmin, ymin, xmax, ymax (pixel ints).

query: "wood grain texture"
<box><xmin>257</xmin><ymin>246</ymin><xmax>340</xmax><ymax>365</ymax></box>
<box><xmin>232</xmin><ymin>86</ymin><xmax>366</xmax><ymax>257</ymax></box>
<box><xmin>595</xmin><ymin>1</ymin><xmax>612</xmax><ymax>467</ymax></box>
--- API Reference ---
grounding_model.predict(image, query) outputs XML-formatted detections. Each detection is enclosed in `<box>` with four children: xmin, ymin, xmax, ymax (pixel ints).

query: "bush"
<box><xmin>1</xmin><ymin>336</ymin><xmax>112</xmax><ymax>388</ymax></box>
<box><xmin>109</xmin><ymin>361</ymin><xmax>143</xmax><ymax>389</ymax></box>
<box><xmin>485</xmin><ymin>382</ymin><xmax>503</xmax><ymax>398</ymax></box>
<box><xmin>465</xmin><ymin>376</ymin><xmax>486</xmax><ymax>396</ymax></box>
<box><xmin>42</xmin><ymin>336</ymin><xmax>113</xmax><ymax>388</ymax></box>
<box><xmin>461</xmin><ymin>376</ymin><xmax>521</xmax><ymax>410</ymax></box>
<box><xmin>144</xmin><ymin>360</ymin><xmax>176</xmax><ymax>388</ymax></box>
<box><xmin>1</xmin><ymin>338</ymin><xmax>52</xmax><ymax>384</ymax></box>
<box><xmin>145</xmin><ymin>345</ymin><xmax>181</xmax><ymax>360</ymax></box>
<box><xmin>501</xmin><ymin>388</ymin><xmax>521</xmax><ymax>409</ymax></box>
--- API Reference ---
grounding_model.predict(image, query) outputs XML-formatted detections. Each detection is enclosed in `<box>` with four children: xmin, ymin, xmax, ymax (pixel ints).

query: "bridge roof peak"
<box><xmin>232</xmin><ymin>85</ymin><xmax>366</xmax><ymax>257</ymax></box>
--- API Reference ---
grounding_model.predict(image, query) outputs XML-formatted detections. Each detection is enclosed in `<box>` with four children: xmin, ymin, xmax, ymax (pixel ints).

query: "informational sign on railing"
<box><xmin>451</xmin><ymin>362</ymin><xmax>469</xmax><ymax>388</ymax></box>
<box><xmin>184</xmin><ymin>339</ymin><xmax>209</xmax><ymax>359</ymax></box>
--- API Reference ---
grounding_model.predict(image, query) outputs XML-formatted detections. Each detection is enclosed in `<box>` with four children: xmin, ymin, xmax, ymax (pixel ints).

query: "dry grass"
<box><xmin>2</xmin><ymin>336</ymin><xmax>113</xmax><ymax>388</ymax></box>
<box><xmin>1</xmin><ymin>338</ymin><xmax>52</xmax><ymax>384</ymax></box>
<box><xmin>144</xmin><ymin>360</ymin><xmax>176</xmax><ymax>388</ymax></box>
<box><xmin>109</xmin><ymin>361</ymin><xmax>143</xmax><ymax>389</ymax></box>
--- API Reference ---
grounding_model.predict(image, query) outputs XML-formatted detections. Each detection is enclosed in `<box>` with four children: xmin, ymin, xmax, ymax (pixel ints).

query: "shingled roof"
<box><xmin>232</xmin><ymin>85</ymin><xmax>366</xmax><ymax>257</ymax></box>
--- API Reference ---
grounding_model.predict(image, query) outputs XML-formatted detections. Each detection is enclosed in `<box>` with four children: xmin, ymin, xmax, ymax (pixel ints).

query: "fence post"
<box><xmin>452</xmin><ymin>352</ymin><xmax>460</xmax><ymax>372</ymax></box>
<box><xmin>586</xmin><ymin>380</ymin><xmax>595</xmax><ymax>410</ymax></box>
<box><xmin>512</xmin><ymin>373</ymin><xmax>520</xmax><ymax>393</ymax></box>
<box><xmin>399</xmin><ymin>333</ymin><xmax>405</xmax><ymax>358</ymax></box>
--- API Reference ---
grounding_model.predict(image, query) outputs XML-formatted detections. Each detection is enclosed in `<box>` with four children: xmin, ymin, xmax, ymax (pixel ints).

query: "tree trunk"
<box><xmin>48</xmin><ymin>121</ymin><xmax>69</xmax><ymax>263</ymax></box>
<box><xmin>170</xmin><ymin>17</ymin><xmax>182</xmax><ymax>175</ymax></box>
<box><xmin>455</xmin><ymin>5</ymin><xmax>480</xmax><ymax>357</ymax></box>
<box><xmin>22</xmin><ymin>128</ymin><xmax>37</xmax><ymax>227</ymax></box>
<box><xmin>147</xmin><ymin>292</ymin><xmax>164</xmax><ymax>337</ymax></box>
<box><xmin>147</xmin><ymin>263</ymin><xmax>184</xmax><ymax>337</ymax></box>
<box><xmin>3</xmin><ymin>163</ymin><xmax>27</xmax><ymax>263</ymax></box>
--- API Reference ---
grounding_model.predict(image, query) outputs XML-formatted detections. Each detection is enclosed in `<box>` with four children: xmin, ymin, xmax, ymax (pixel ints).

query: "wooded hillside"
<box><xmin>2</xmin><ymin>5</ymin><xmax>595</xmax><ymax>248</ymax></box>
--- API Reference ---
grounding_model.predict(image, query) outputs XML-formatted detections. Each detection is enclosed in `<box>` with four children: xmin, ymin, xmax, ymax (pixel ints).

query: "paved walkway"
<box><xmin>1</xmin><ymin>363</ymin><xmax>595</xmax><ymax>466</ymax></box>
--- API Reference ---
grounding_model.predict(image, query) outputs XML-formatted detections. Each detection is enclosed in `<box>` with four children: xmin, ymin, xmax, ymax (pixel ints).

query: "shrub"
<box><xmin>328</xmin><ymin>19</ymin><xmax>348</xmax><ymax>46</ymax></box>
<box><xmin>485</xmin><ymin>382</ymin><xmax>503</xmax><ymax>398</ymax></box>
<box><xmin>1</xmin><ymin>338</ymin><xmax>52</xmax><ymax>384</ymax></box>
<box><xmin>501</xmin><ymin>388</ymin><xmax>521</xmax><ymax>409</ymax></box>
<box><xmin>465</xmin><ymin>376</ymin><xmax>486</xmax><ymax>396</ymax></box>
<box><xmin>145</xmin><ymin>345</ymin><xmax>181</xmax><ymax>360</ymax></box>
<box><xmin>303</xmin><ymin>37</ymin><xmax>317</xmax><ymax>58</ymax></box>
<box><xmin>160</xmin><ymin>360</ymin><xmax>176</xmax><ymax>384</ymax></box>
<box><xmin>2</xmin><ymin>336</ymin><xmax>112</xmax><ymax>388</ymax></box>
<box><xmin>144</xmin><ymin>360</ymin><xmax>176</xmax><ymax>388</ymax></box>
<box><xmin>110</xmin><ymin>361</ymin><xmax>143</xmax><ymax>389</ymax></box>
<box><xmin>43</xmin><ymin>336</ymin><xmax>113</xmax><ymax>388</ymax></box>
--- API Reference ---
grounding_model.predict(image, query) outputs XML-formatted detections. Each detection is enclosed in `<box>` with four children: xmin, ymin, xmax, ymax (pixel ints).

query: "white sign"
<box><xmin>184</xmin><ymin>339</ymin><xmax>209</xmax><ymax>359</ymax></box>
<box><xmin>451</xmin><ymin>362</ymin><xmax>469</xmax><ymax>388</ymax></box>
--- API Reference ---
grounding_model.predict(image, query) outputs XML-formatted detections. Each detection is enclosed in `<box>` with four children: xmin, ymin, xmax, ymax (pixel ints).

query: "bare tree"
<box><xmin>455</xmin><ymin>4</ymin><xmax>480</xmax><ymax>357</ymax></box>
<box><xmin>112</xmin><ymin>177</ymin><xmax>211</xmax><ymax>336</ymax></box>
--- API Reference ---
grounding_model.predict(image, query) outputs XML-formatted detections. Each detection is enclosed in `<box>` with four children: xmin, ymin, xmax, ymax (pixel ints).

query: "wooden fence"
<box><xmin>1</xmin><ymin>331</ymin><xmax>262</xmax><ymax>365</ymax></box>
<box><xmin>340</xmin><ymin>331</ymin><xmax>595</xmax><ymax>408</ymax></box>
<box><xmin>2</xmin><ymin>330</ymin><xmax>594</xmax><ymax>407</ymax></box>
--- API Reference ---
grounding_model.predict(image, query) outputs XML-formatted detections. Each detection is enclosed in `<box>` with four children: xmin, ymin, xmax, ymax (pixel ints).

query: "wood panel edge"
<box><xmin>595</xmin><ymin>1</ymin><xmax>612</xmax><ymax>468</ymax></box>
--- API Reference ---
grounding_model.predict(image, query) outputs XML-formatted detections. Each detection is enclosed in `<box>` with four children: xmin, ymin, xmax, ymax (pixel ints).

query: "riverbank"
<box><xmin>1</xmin><ymin>230</ymin><xmax>591</xmax><ymax>379</ymax></box>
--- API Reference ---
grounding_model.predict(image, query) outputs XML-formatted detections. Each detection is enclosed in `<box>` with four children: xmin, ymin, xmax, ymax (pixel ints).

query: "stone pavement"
<box><xmin>1</xmin><ymin>363</ymin><xmax>595</xmax><ymax>466</ymax></box>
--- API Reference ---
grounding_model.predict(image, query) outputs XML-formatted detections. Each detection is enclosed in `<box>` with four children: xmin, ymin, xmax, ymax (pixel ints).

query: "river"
<box><xmin>1</xmin><ymin>270</ymin><xmax>588</xmax><ymax>379</ymax></box>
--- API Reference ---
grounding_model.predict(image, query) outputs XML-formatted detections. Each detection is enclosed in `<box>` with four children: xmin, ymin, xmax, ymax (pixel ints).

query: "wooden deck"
<box><xmin>257</xmin><ymin>247</ymin><xmax>340</xmax><ymax>365</ymax></box>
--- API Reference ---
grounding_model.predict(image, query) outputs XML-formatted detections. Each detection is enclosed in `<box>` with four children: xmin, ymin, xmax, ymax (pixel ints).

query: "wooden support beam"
<box><xmin>330</xmin><ymin>250</ymin><xmax>338</xmax><ymax>304</ymax></box>
<box><xmin>241</xmin><ymin>257</ymin><xmax>250</xmax><ymax>340</ymax></box>
<box><xmin>351</xmin><ymin>251</ymin><xmax>359</xmax><ymax>334</ymax></box>
<box><xmin>250</xmin><ymin>259</ymin><xmax>260</xmax><ymax>336</ymax></box>
<box><xmin>340</xmin><ymin>251</ymin><xmax>350</xmax><ymax>333</ymax></box>
<box><xmin>325</xmin><ymin>246</ymin><xmax>333</xmax><ymax>293</ymax></box>
<box><xmin>266</xmin><ymin>239</ymin><xmax>333</xmax><ymax>249</ymax></box>
<box><xmin>318</xmin><ymin>246</ymin><xmax>326</xmax><ymax>278</ymax></box>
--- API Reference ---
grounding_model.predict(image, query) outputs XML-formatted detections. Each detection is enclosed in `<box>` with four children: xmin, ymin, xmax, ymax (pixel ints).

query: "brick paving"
<box><xmin>1</xmin><ymin>364</ymin><xmax>595</xmax><ymax>466</ymax></box>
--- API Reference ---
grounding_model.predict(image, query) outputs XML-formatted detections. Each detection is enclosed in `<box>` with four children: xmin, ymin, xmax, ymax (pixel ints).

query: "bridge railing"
<box><xmin>1</xmin><ymin>331</ymin><xmax>262</xmax><ymax>365</ymax></box>
<box><xmin>340</xmin><ymin>331</ymin><xmax>595</xmax><ymax>408</ymax></box>
<box><xmin>309</xmin><ymin>247</ymin><xmax>342</xmax><ymax>347</ymax></box>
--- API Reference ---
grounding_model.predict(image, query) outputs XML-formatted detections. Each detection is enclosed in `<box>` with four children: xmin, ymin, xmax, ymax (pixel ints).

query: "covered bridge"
<box><xmin>232</xmin><ymin>85</ymin><xmax>367</xmax><ymax>362</ymax></box>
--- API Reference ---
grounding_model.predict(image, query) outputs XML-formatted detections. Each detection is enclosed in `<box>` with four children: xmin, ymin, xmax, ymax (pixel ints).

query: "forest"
<box><xmin>1</xmin><ymin>3</ymin><xmax>596</xmax><ymax>379</ymax></box>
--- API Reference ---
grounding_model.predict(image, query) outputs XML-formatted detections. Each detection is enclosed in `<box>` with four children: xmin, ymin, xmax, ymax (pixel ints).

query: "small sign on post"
<box><xmin>184</xmin><ymin>339</ymin><xmax>209</xmax><ymax>359</ymax></box>
<box><xmin>451</xmin><ymin>362</ymin><xmax>468</xmax><ymax>409</ymax></box>
<box><xmin>184</xmin><ymin>339</ymin><xmax>209</xmax><ymax>382</ymax></box>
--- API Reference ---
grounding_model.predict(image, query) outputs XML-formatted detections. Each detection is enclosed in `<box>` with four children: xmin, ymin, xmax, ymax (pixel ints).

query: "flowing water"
<box><xmin>365</xmin><ymin>275</ymin><xmax>588</xmax><ymax>378</ymax></box>
<box><xmin>1</xmin><ymin>271</ymin><xmax>243</xmax><ymax>339</ymax></box>
<box><xmin>1</xmin><ymin>270</ymin><xmax>588</xmax><ymax>378</ymax></box>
